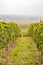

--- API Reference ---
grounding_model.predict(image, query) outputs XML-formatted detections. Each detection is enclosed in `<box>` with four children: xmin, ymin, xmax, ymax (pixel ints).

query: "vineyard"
<box><xmin>26</xmin><ymin>22</ymin><xmax>43</xmax><ymax>59</ymax></box>
<box><xmin>0</xmin><ymin>21</ymin><xmax>43</xmax><ymax>65</ymax></box>
<box><xmin>0</xmin><ymin>21</ymin><xmax>22</xmax><ymax>49</ymax></box>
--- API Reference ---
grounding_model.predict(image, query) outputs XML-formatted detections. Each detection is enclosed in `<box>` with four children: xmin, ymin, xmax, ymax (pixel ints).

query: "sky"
<box><xmin>0</xmin><ymin>0</ymin><xmax>43</xmax><ymax>16</ymax></box>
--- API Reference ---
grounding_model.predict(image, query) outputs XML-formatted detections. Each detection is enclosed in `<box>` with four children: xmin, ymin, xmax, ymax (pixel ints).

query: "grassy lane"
<box><xmin>9</xmin><ymin>37</ymin><xmax>40</xmax><ymax>65</ymax></box>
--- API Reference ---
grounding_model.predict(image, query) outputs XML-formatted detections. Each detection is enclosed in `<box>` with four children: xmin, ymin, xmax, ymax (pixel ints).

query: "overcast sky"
<box><xmin>0</xmin><ymin>0</ymin><xmax>43</xmax><ymax>16</ymax></box>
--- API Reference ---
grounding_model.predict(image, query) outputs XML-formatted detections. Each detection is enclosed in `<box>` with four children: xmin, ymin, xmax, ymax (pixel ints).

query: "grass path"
<box><xmin>10</xmin><ymin>37</ymin><xmax>40</xmax><ymax>65</ymax></box>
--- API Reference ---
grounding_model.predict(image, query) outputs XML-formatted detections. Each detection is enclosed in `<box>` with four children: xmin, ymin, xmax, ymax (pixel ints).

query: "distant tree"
<box><xmin>40</xmin><ymin>20</ymin><xmax>42</xmax><ymax>22</ymax></box>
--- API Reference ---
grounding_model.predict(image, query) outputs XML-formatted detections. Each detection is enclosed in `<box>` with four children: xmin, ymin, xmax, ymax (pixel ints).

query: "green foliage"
<box><xmin>26</xmin><ymin>22</ymin><xmax>43</xmax><ymax>54</ymax></box>
<box><xmin>0</xmin><ymin>21</ymin><xmax>22</xmax><ymax>49</ymax></box>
